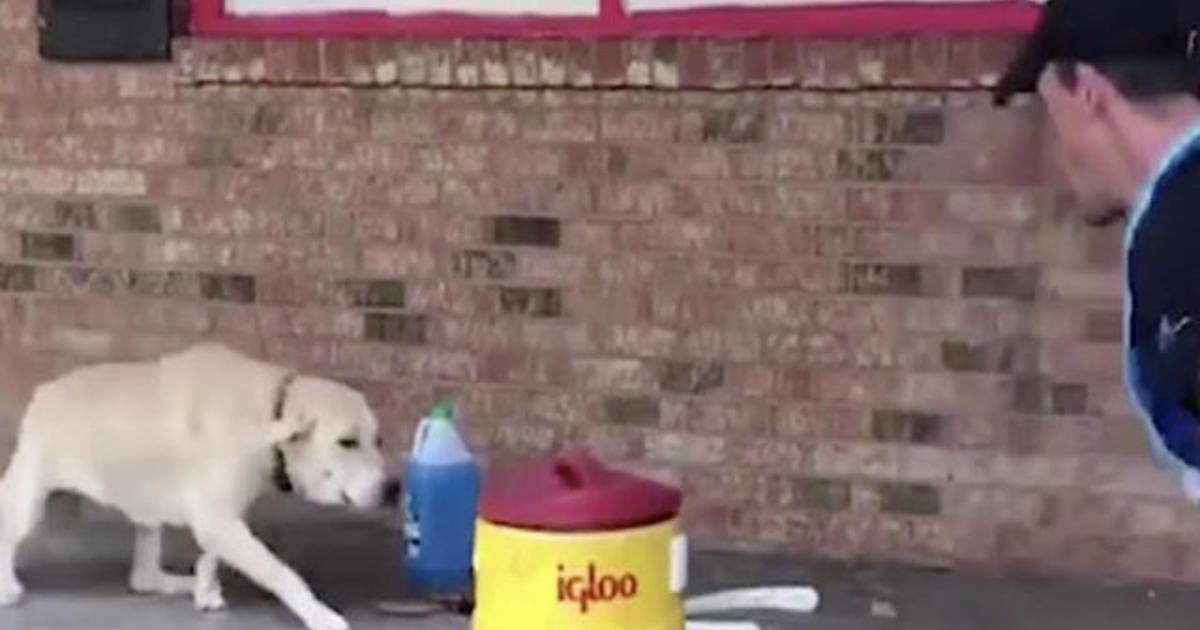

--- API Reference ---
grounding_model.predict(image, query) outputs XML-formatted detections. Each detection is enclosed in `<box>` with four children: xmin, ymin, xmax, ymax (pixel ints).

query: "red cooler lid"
<box><xmin>480</xmin><ymin>449</ymin><xmax>682</xmax><ymax>532</ymax></box>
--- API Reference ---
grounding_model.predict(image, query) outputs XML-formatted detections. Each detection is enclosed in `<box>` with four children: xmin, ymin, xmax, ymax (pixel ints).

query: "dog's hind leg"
<box><xmin>0</xmin><ymin>442</ymin><xmax>49</xmax><ymax>606</ymax></box>
<box><xmin>129</xmin><ymin>525</ymin><xmax>194</xmax><ymax>596</ymax></box>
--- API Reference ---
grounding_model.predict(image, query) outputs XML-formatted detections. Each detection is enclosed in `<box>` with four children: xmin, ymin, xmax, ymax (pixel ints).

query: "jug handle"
<box><xmin>412</xmin><ymin>418</ymin><xmax>432</xmax><ymax>456</ymax></box>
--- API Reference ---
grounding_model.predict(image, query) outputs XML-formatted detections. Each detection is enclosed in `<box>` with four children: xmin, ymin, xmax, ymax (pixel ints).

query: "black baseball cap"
<box><xmin>994</xmin><ymin>0</ymin><xmax>1200</xmax><ymax>105</ymax></box>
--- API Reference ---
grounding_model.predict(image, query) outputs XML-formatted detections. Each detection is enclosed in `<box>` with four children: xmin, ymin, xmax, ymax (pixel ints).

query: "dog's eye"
<box><xmin>338</xmin><ymin>438</ymin><xmax>360</xmax><ymax>449</ymax></box>
<box><xmin>376</xmin><ymin>436</ymin><xmax>384</xmax><ymax>448</ymax></box>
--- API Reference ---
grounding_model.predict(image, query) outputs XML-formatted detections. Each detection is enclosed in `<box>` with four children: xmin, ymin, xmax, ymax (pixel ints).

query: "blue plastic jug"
<box><xmin>403</xmin><ymin>400</ymin><xmax>480</xmax><ymax>596</ymax></box>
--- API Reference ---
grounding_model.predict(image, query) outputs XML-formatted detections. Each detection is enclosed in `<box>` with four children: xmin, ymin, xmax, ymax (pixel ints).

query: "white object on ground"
<box><xmin>685</xmin><ymin>586</ymin><xmax>821</xmax><ymax>616</ymax></box>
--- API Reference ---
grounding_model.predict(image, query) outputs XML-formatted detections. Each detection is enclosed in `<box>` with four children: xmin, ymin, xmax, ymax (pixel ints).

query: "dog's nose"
<box><xmin>382</xmin><ymin>478</ymin><xmax>402</xmax><ymax>508</ymax></box>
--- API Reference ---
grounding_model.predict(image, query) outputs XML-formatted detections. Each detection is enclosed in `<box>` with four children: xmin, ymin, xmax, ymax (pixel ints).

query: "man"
<box><xmin>995</xmin><ymin>0</ymin><xmax>1200</xmax><ymax>498</ymax></box>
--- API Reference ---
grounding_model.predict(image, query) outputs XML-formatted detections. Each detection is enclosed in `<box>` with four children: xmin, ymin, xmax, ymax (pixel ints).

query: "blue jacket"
<box><xmin>1126</xmin><ymin>120</ymin><xmax>1200</xmax><ymax>499</ymax></box>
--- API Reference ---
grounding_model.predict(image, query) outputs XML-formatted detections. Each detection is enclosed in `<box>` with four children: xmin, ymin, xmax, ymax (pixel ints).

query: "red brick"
<box><xmin>743</xmin><ymin>39</ymin><xmax>769</xmax><ymax>87</ymax></box>
<box><xmin>803</xmin><ymin>39</ymin><xmax>859</xmax><ymax>88</ymax></box>
<box><xmin>976</xmin><ymin>35</ymin><xmax>1022</xmax><ymax>87</ymax></box>
<box><xmin>775</xmin><ymin>147</ymin><xmax>839</xmax><ymax>180</ymax></box>
<box><xmin>855</xmin><ymin>109</ymin><xmax>945</xmax><ymax>146</ymax></box>
<box><xmin>116</xmin><ymin>65</ymin><xmax>174</xmax><ymax>99</ymax></box>
<box><xmin>768</xmin><ymin>404</ymin><xmax>821</xmax><ymax>440</ymax></box>
<box><xmin>1114</xmin><ymin>537</ymin><xmax>1189</xmax><ymax>582</ymax></box>
<box><xmin>880</xmin><ymin>37</ymin><xmax>915</xmax><ymax>86</ymax></box>
<box><xmin>911</xmin><ymin>37</ymin><xmax>950</xmax><ymax>86</ymax></box>
<box><xmin>0</xmin><ymin>66</ymin><xmax>38</xmax><ymax>98</ymax></box>
<box><xmin>40</xmin><ymin>66</ymin><xmax>119</xmax><ymax>99</ymax></box>
<box><xmin>823</xmin><ymin>407</ymin><xmax>874</xmax><ymax>442</ymax></box>
<box><xmin>522</xmin><ymin>110</ymin><xmax>598</xmax><ymax>143</ymax></box>
<box><xmin>316</xmin><ymin>40</ymin><xmax>350</xmax><ymax>84</ymax></box>
<box><xmin>766</xmin><ymin>38</ymin><xmax>798</xmax><ymax>87</ymax></box>
<box><xmin>532</xmin><ymin>41</ymin><xmax>567</xmax><ymax>87</ymax></box>
<box><xmin>651</xmin><ymin>39</ymin><xmax>679</xmax><ymax>88</ymax></box>
<box><xmin>945</xmin><ymin>35</ymin><xmax>981</xmax><ymax>87</ymax></box>
<box><xmin>350</xmin><ymin>39</ymin><xmax>379</xmax><ymax>85</ymax></box>
<box><xmin>939</xmin><ymin>109</ymin><xmax>1044</xmax><ymax>185</ymax></box>
<box><xmin>681</xmin><ymin>468</ymin><xmax>751</xmax><ymax>507</ymax></box>
<box><xmin>515</xmin><ymin>251</ymin><xmax>587</xmax><ymax>284</ymax></box>
<box><xmin>0</xmin><ymin>0</ymin><xmax>35</xmax><ymax>30</ymax></box>
<box><xmin>854</xmin><ymin>39</ymin><xmax>887</xmax><ymax>87</ymax></box>
<box><xmin>114</xmin><ymin>135</ymin><xmax>188</xmax><ymax>167</ymax></box>
<box><xmin>0</xmin><ymin>101</ymin><xmax>69</xmax><ymax>133</ymax></box>
<box><xmin>257</xmin><ymin>40</ymin><xmax>294</xmax><ymax>83</ymax></box>
<box><xmin>1039</xmin><ymin>268</ymin><xmax>1120</xmax><ymax>302</ymax></box>
<box><xmin>370</xmin><ymin>40</ymin><xmax>411</xmax><ymax>85</ymax></box>
<box><xmin>677</xmin><ymin>39</ymin><xmax>708</xmax><ymax>87</ymax></box>
<box><xmin>386</xmin><ymin>44</ymin><xmax>428</xmax><ymax>86</ymax></box>
<box><xmin>708</xmin><ymin>41</ymin><xmax>744</xmax><ymax>90</ymax></box>
<box><xmin>562</xmin><ymin>40</ymin><xmax>594</xmax><ymax>87</ymax></box>
<box><xmin>447</xmin><ymin>41</ymin><xmax>480</xmax><ymax>86</ymax></box>
<box><xmin>514</xmin><ymin>320</ymin><xmax>592</xmax><ymax>355</ymax></box>
<box><xmin>769</xmin><ymin>110</ymin><xmax>848</xmax><ymax>146</ymax></box>
<box><xmin>40</xmin><ymin>135</ymin><xmax>111</xmax><ymax>166</ymax></box>
<box><xmin>179</xmin><ymin>40</ymin><xmax>218</xmax><ymax>83</ymax></box>
<box><xmin>569</xmin><ymin>424</ymin><xmax>643</xmax><ymax>461</ymax></box>
<box><xmin>623</xmin><ymin>39</ymin><xmax>653</xmax><ymax>87</ymax></box>
<box><xmin>474</xmin><ymin>41</ymin><xmax>506</xmax><ymax>87</ymax></box>
<box><xmin>599</xmin><ymin>109</ymin><xmax>677</xmax><ymax>142</ymax></box>
<box><xmin>595</xmin><ymin>39</ymin><xmax>626</xmax><ymax>87</ymax></box>
<box><xmin>944</xmin><ymin>190</ymin><xmax>1038</xmax><ymax>225</ymax></box>
<box><xmin>0</xmin><ymin>167</ymin><xmax>73</xmax><ymax>196</ymax></box>
<box><xmin>645</xmin><ymin>431</ymin><xmax>725</xmax><ymax>466</ymax></box>
<box><xmin>603</xmin><ymin>394</ymin><xmax>660</xmax><ymax>427</ymax></box>
<box><xmin>497</xmin><ymin>41</ymin><xmax>534</xmax><ymax>87</ymax></box>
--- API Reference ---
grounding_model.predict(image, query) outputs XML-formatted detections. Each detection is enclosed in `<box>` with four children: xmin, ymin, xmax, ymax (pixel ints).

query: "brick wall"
<box><xmin>3</xmin><ymin>0</ymin><xmax>1199</xmax><ymax>582</ymax></box>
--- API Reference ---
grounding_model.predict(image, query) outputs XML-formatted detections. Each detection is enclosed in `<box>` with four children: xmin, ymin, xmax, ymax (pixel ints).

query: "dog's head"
<box><xmin>270</xmin><ymin>377</ymin><xmax>397</xmax><ymax>510</ymax></box>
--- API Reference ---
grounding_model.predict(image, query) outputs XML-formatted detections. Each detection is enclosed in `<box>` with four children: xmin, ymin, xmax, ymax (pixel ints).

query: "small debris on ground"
<box><xmin>375</xmin><ymin>600</ymin><xmax>443</xmax><ymax>617</ymax></box>
<box><xmin>870</xmin><ymin>599</ymin><xmax>898</xmax><ymax>619</ymax></box>
<box><xmin>375</xmin><ymin>596</ymin><xmax>474</xmax><ymax>617</ymax></box>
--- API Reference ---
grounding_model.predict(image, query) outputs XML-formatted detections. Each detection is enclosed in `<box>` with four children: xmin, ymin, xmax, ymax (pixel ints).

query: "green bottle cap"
<box><xmin>430</xmin><ymin>399</ymin><xmax>454</xmax><ymax>421</ymax></box>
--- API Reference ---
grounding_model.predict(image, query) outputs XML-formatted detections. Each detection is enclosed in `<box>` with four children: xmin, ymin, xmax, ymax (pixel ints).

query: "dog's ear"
<box><xmin>268</xmin><ymin>411</ymin><xmax>317</xmax><ymax>446</ymax></box>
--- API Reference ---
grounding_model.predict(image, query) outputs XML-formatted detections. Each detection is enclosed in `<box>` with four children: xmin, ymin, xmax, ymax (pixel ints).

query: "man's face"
<box><xmin>1037</xmin><ymin>65</ymin><xmax>1129</xmax><ymax>226</ymax></box>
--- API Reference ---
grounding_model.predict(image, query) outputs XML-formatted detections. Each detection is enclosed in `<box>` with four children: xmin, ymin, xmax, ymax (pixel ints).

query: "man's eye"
<box><xmin>338</xmin><ymin>438</ymin><xmax>360</xmax><ymax>449</ymax></box>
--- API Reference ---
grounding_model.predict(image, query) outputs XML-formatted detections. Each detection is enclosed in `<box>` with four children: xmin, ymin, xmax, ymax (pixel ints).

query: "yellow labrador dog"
<box><xmin>0</xmin><ymin>343</ymin><xmax>397</xmax><ymax>630</ymax></box>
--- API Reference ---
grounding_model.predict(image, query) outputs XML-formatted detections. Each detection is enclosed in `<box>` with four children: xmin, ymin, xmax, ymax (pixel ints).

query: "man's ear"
<box><xmin>1073</xmin><ymin>63</ymin><xmax>1118</xmax><ymax>117</ymax></box>
<box><xmin>268</xmin><ymin>411</ymin><xmax>317</xmax><ymax>446</ymax></box>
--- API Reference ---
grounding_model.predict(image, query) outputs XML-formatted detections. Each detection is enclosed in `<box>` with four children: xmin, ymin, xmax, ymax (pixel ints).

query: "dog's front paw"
<box><xmin>0</xmin><ymin>580</ymin><xmax>23</xmax><ymax>607</ymax></box>
<box><xmin>132</xmin><ymin>571</ymin><xmax>194</xmax><ymax>596</ymax></box>
<box><xmin>302</xmin><ymin>603</ymin><xmax>349</xmax><ymax>630</ymax></box>
<box><xmin>193</xmin><ymin>582</ymin><xmax>225</xmax><ymax>612</ymax></box>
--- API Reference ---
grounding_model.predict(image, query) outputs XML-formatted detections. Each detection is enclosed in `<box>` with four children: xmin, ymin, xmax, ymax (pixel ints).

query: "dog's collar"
<box><xmin>272</xmin><ymin>372</ymin><xmax>296</xmax><ymax>421</ymax></box>
<box><xmin>272</xmin><ymin>447</ymin><xmax>294</xmax><ymax>494</ymax></box>
<box><xmin>271</xmin><ymin>372</ymin><xmax>297</xmax><ymax>494</ymax></box>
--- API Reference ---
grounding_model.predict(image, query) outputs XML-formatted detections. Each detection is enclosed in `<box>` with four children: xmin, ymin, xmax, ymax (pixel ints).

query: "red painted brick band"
<box><xmin>190</xmin><ymin>0</ymin><xmax>1038</xmax><ymax>39</ymax></box>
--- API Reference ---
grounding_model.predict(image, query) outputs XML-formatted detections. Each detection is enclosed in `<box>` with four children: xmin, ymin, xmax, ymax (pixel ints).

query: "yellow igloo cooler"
<box><xmin>473</xmin><ymin>450</ymin><xmax>686</xmax><ymax>630</ymax></box>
